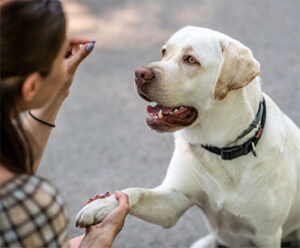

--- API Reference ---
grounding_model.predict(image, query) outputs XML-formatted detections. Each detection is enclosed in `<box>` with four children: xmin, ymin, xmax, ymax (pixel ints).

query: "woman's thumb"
<box><xmin>69</xmin><ymin>42</ymin><xmax>95</xmax><ymax>68</ymax></box>
<box><xmin>115</xmin><ymin>191</ymin><xmax>130</xmax><ymax>210</ymax></box>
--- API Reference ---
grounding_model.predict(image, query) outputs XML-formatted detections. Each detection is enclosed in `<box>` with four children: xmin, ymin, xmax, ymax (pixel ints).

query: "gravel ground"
<box><xmin>38</xmin><ymin>0</ymin><xmax>299</xmax><ymax>247</ymax></box>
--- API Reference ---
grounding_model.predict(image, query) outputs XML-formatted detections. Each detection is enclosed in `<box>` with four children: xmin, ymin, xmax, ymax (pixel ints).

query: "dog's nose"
<box><xmin>135</xmin><ymin>67</ymin><xmax>155</xmax><ymax>82</ymax></box>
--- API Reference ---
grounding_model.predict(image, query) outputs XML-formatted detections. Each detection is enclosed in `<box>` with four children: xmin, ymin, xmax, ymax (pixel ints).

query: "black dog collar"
<box><xmin>201</xmin><ymin>98</ymin><xmax>266</xmax><ymax>160</ymax></box>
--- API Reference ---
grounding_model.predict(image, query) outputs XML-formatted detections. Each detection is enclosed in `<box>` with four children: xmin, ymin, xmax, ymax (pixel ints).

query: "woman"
<box><xmin>0</xmin><ymin>0</ymin><xmax>129</xmax><ymax>247</ymax></box>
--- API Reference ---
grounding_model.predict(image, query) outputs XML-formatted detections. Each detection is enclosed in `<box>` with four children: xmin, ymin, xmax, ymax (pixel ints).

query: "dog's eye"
<box><xmin>187</xmin><ymin>56</ymin><xmax>196</xmax><ymax>64</ymax></box>
<box><xmin>161</xmin><ymin>48</ymin><xmax>166</xmax><ymax>57</ymax></box>
<box><xmin>184</xmin><ymin>55</ymin><xmax>200</xmax><ymax>66</ymax></box>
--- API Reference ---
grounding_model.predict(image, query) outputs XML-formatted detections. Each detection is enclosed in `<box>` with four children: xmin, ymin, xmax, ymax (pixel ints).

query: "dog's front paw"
<box><xmin>75</xmin><ymin>194</ymin><xmax>118</xmax><ymax>228</ymax></box>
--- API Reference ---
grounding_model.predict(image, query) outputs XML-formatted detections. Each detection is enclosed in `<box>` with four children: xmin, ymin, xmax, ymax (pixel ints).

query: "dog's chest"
<box><xmin>185</xmin><ymin>145</ymin><xmax>257</xmax><ymax>244</ymax></box>
<box><xmin>199</xmin><ymin>197</ymin><xmax>256</xmax><ymax>246</ymax></box>
<box><xmin>200</xmin><ymin>198</ymin><xmax>255</xmax><ymax>232</ymax></box>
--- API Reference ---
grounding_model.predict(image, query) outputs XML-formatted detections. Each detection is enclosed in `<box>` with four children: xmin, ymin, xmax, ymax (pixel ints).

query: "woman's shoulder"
<box><xmin>1</xmin><ymin>174</ymin><xmax>57</xmax><ymax>196</ymax></box>
<box><xmin>0</xmin><ymin>174</ymin><xmax>67</xmax><ymax>211</ymax></box>
<box><xmin>0</xmin><ymin>174</ymin><xmax>69</xmax><ymax>247</ymax></box>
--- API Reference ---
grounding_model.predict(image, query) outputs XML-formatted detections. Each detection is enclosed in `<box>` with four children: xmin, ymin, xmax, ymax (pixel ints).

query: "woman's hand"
<box><xmin>62</xmin><ymin>37</ymin><xmax>95</xmax><ymax>98</ymax></box>
<box><xmin>78</xmin><ymin>191</ymin><xmax>130</xmax><ymax>248</ymax></box>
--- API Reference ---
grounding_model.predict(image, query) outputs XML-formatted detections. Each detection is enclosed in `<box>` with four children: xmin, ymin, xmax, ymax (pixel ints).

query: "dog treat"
<box><xmin>84</xmin><ymin>192</ymin><xmax>111</xmax><ymax>205</ymax></box>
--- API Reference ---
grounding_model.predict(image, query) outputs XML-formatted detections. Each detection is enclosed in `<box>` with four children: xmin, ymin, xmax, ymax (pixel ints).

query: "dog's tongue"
<box><xmin>147</xmin><ymin>105</ymin><xmax>173</xmax><ymax>116</ymax></box>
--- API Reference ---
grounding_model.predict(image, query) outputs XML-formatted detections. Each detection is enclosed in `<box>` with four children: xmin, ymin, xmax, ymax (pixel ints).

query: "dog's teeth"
<box><xmin>173</xmin><ymin>108</ymin><xmax>179</xmax><ymax>112</ymax></box>
<box><xmin>158</xmin><ymin>110</ymin><xmax>163</xmax><ymax>119</ymax></box>
<box><xmin>180</xmin><ymin>107</ymin><xmax>184</xmax><ymax>110</ymax></box>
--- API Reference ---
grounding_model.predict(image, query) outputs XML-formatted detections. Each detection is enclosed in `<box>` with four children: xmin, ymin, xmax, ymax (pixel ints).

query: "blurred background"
<box><xmin>38</xmin><ymin>0</ymin><xmax>300</xmax><ymax>247</ymax></box>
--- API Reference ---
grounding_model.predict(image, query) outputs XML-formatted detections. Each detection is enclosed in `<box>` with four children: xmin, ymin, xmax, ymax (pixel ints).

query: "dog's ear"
<box><xmin>214</xmin><ymin>38</ymin><xmax>260</xmax><ymax>101</ymax></box>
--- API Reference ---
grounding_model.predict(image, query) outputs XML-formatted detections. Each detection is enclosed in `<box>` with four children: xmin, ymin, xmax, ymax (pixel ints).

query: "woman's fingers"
<box><xmin>66</xmin><ymin>42</ymin><xmax>95</xmax><ymax>72</ymax></box>
<box><xmin>102</xmin><ymin>192</ymin><xmax>129</xmax><ymax>226</ymax></box>
<box><xmin>68</xmin><ymin>36</ymin><xmax>95</xmax><ymax>45</ymax></box>
<box><xmin>71</xmin><ymin>44</ymin><xmax>80</xmax><ymax>54</ymax></box>
<box><xmin>114</xmin><ymin>191</ymin><xmax>130</xmax><ymax>214</ymax></box>
<box><xmin>65</xmin><ymin>44</ymin><xmax>80</xmax><ymax>59</ymax></box>
<box><xmin>65</xmin><ymin>36</ymin><xmax>96</xmax><ymax>65</ymax></box>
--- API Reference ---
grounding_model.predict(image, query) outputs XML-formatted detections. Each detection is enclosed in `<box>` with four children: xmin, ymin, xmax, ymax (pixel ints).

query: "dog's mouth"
<box><xmin>146</xmin><ymin>104</ymin><xmax>198</xmax><ymax>133</ymax></box>
<box><xmin>137</xmin><ymin>88</ymin><xmax>198</xmax><ymax>132</ymax></box>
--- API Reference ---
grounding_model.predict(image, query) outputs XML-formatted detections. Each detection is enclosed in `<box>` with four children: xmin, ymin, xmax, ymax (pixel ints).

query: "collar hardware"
<box><xmin>251</xmin><ymin>142</ymin><xmax>257</xmax><ymax>157</ymax></box>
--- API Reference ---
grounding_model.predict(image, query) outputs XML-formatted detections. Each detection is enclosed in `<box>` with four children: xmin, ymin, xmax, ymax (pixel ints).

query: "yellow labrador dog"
<box><xmin>76</xmin><ymin>26</ymin><xmax>300</xmax><ymax>248</ymax></box>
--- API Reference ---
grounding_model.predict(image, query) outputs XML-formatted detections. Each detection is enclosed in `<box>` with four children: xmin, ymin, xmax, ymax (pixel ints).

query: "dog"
<box><xmin>76</xmin><ymin>26</ymin><xmax>300</xmax><ymax>248</ymax></box>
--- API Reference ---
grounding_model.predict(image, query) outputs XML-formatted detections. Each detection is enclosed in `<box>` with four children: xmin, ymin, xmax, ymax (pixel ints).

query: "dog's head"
<box><xmin>135</xmin><ymin>26</ymin><xmax>260</xmax><ymax>133</ymax></box>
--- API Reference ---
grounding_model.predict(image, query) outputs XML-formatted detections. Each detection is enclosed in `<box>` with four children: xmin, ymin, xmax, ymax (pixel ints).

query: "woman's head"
<box><xmin>0</xmin><ymin>0</ymin><xmax>67</xmax><ymax>174</ymax></box>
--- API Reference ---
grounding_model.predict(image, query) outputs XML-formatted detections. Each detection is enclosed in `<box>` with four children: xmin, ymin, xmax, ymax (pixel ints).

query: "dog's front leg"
<box><xmin>123</xmin><ymin>186</ymin><xmax>195</xmax><ymax>228</ymax></box>
<box><xmin>251</xmin><ymin>228</ymin><xmax>282</xmax><ymax>248</ymax></box>
<box><xmin>76</xmin><ymin>186</ymin><xmax>194</xmax><ymax>228</ymax></box>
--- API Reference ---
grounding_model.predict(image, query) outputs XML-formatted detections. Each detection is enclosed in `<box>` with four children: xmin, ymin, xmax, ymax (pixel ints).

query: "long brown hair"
<box><xmin>0</xmin><ymin>0</ymin><xmax>66</xmax><ymax>174</ymax></box>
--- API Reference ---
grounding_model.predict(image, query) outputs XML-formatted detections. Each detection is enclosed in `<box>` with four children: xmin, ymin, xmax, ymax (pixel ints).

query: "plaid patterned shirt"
<box><xmin>0</xmin><ymin>174</ymin><xmax>69</xmax><ymax>247</ymax></box>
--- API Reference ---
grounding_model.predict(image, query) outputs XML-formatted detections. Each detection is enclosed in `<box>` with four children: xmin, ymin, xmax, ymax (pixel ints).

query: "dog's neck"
<box><xmin>176</xmin><ymin>78</ymin><xmax>263</xmax><ymax>148</ymax></box>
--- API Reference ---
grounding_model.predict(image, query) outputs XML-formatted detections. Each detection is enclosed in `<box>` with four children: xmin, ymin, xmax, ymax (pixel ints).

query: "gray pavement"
<box><xmin>38</xmin><ymin>0</ymin><xmax>300</xmax><ymax>247</ymax></box>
